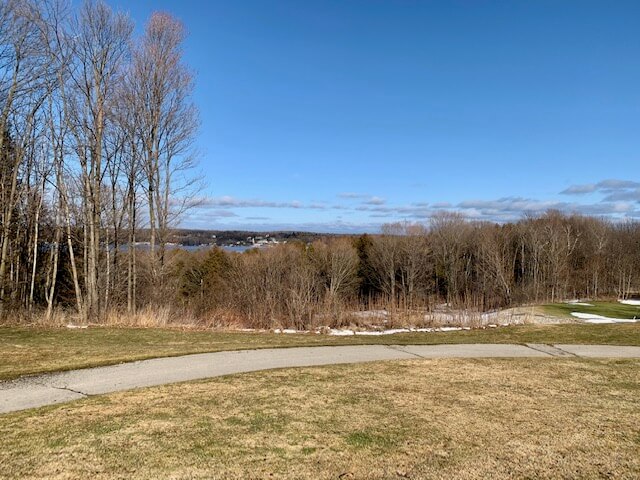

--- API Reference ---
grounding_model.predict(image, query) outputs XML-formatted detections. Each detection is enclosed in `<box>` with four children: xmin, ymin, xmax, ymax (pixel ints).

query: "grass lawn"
<box><xmin>542</xmin><ymin>300</ymin><xmax>640</xmax><ymax>319</ymax></box>
<box><xmin>1</xmin><ymin>323</ymin><xmax>639</xmax><ymax>381</ymax></box>
<box><xmin>0</xmin><ymin>358</ymin><xmax>638</xmax><ymax>479</ymax></box>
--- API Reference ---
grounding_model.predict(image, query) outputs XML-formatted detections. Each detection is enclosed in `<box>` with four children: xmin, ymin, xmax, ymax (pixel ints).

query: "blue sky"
<box><xmin>108</xmin><ymin>0</ymin><xmax>639</xmax><ymax>232</ymax></box>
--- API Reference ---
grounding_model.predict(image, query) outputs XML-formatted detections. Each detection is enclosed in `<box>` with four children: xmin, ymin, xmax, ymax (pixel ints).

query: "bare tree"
<box><xmin>63</xmin><ymin>0</ymin><xmax>132</xmax><ymax>319</ymax></box>
<box><xmin>0</xmin><ymin>0</ymin><xmax>54</xmax><ymax>315</ymax></box>
<box><xmin>430</xmin><ymin>212</ymin><xmax>469</xmax><ymax>306</ymax></box>
<box><xmin>368</xmin><ymin>226</ymin><xmax>400</xmax><ymax>304</ymax></box>
<box><xmin>131</xmin><ymin>12</ymin><xmax>199</xmax><ymax>287</ymax></box>
<box><xmin>395</xmin><ymin>223</ymin><xmax>430</xmax><ymax>309</ymax></box>
<box><xmin>477</xmin><ymin>223</ymin><xmax>517</xmax><ymax>307</ymax></box>
<box><xmin>311</xmin><ymin>238</ymin><xmax>359</xmax><ymax>301</ymax></box>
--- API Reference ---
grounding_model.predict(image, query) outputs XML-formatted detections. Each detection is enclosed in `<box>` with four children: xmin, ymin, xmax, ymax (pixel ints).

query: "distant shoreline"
<box><xmin>127</xmin><ymin>243</ymin><xmax>257</xmax><ymax>253</ymax></box>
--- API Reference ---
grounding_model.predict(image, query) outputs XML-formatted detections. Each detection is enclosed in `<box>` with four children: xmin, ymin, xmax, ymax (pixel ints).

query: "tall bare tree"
<box><xmin>131</xmin><ymin>12</ymin><xmax>199</xmax><ymax>288</ymax></box>
<box><xmin>0</xmin><ymin>0</ymin><xmax>54</xmax><ymax>315</ymax></box>
<box><xmin>64</xmin><ymin>0</ymin><xmax>132</xmax><ymax>319</ymax></box>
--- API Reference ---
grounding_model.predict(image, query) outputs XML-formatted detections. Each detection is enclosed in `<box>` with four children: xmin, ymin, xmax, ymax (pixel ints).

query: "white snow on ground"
<box><xmin>566</xmin><ymin>301</ymin><xmax>594</xmax><ymax>306</ymax></box>
<box><xmin>351</xmin><ymin>310</ymin><xmax>389</xmax><ymax>319</ymax></box>
<box><xmin>571</xmin><ymin>312</ymin><xmax>638</xmax><ymax>324</ymax></box>
<box><xmin>327</xmin><ymin>329</ymin><xmax>356</xmax><ymax>336</ymax></box>
<box><xmin>352</xmin><ymin>329</ymin><xmax>411</xmax><ymax>336</ymax></box>
<box><xmin>271</xmin><ymin>324</ymin><xmax>481</xmax><ymax>336</ymax></box>
<box><xmin>619</xmin><ymin>299</ymin><xmax>640</xmax><ymax>306</ymax></box>
<box><xmin>327</xmin><ymin>326</ymin><xmax>467</xmax><ymax>336</ymax></box>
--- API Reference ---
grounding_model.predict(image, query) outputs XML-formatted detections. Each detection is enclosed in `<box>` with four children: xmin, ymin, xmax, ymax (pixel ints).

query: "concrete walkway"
<box><xmin>1</xmin><ymin>343</ymin><xmax>638</xmax><ymax>414</ymax></box>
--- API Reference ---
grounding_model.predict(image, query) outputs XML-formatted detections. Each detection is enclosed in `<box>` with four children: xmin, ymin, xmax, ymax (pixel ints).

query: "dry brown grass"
<box><xmin>1</xmin><ymin>358</ymin><xmax>638</xmax><ymax>479</ymax></box>
<box><xmin>1</xmin><ymin>323</ymin><xmax>639</xmax><ymax>381</ymax></box>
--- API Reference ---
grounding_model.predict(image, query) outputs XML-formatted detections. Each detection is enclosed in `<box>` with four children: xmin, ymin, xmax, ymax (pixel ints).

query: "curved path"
<box><xmin>1</xmin><ymin>343</ymin><xmax>639</xmax><ymax>414</ymax></box>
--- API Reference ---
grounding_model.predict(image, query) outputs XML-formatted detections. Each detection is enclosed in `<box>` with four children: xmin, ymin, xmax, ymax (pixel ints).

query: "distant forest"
<box><xmin>140</xmin><ymin>229</ymin><xmax>331</xmax><ymax>246</ymax></box>
<box><xmin>161</xmin><ymin>211</ymin><xmax>639</xmax><ymax>329</ymax></box>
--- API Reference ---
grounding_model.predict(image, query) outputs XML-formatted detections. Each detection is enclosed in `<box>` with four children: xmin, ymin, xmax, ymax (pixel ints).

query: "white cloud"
<box><xmin>181</xmin><ymin>179</ymin><xmax>640</xmax><ymax>232</ymax></box>
<box><xmin>562</xmin><ymin>179</ymin><xmax>640</xmax><ymax>196</ymax></box>
<box><xmin>338</xmin><ymin>193</ymin><xmax>386</xmax><ymax>206</ymax></box>
<box><xmin>561</xmin><ymin>184</ymin><xmax>597</xmax><ymax>194</ymax></box>
<box><xmin>363</xmin><ymin>196</ymin><xmax>386</xmax><ymax>206</ymax></box>
<box><xmin>195</xmin><ymin>196</ymin><xmax>327</xmax><ymax>210</ymax></box>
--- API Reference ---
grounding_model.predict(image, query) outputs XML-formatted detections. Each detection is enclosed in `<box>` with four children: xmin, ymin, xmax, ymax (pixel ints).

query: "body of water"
<box><xmin>124</xmin><ymin>243</ymin><xmax>256</xmax><ymax>253</ymax></box>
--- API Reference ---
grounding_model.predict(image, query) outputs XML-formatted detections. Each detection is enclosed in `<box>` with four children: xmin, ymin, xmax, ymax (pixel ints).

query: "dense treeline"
<box><xmin>167</xmin><ymin>212</ymin><xmax>639</xmax><ymax>329</ymax></box>
<box><xmin>0</xmin><ymin>0</ymin><xmax>198</xmax><ymax>320</ymax></box>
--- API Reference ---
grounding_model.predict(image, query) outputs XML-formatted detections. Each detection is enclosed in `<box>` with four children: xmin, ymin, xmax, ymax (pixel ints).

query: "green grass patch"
<box><xmin>248</xmin><ymin>412</ymin><xmax>289</xmax><ymax>434</ymax></box>
<box><xmin>0</xmin><ymin>322</ymin><xmax>639</xmax><ymax>381</ymax></box>
<box><xmin>345</xmin><ymin>430</ymin><xmax>397</xmax><ymax>450</ymax></box>
<box><xmin>542</xmin><ymin>301</ymin><xmax>640</xmax><ymax>319</ymax></box>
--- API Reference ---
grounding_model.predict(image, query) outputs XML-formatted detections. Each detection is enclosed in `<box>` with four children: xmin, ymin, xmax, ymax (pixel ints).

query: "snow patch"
<box><xmin>619</xmin><ymin>299</ymin><xmax>640</xmax><ymax>306</ymax></box>
<box><xmin>328</xmin><ymin>329</ymin><xmax>355</xmax><ymax>336</ymax></box>
<box><xmin>566</xmin><ymin>301</ymin><xmax>594</xmax><ymax>306</ymax></box>
<box><xmin>355</xmin><ymin>329</ymin><xmax>410</xmax><ymax>336</ymax></box>
<box><xmin>570</xmin><ymin>312</ymin><xmax>638</xmax><ymax>324</ymax></box>
<box><xmin>273</xmin><ymin>328</ymin><xmax>298</xmax><ymax>334</ymax></box>
<box><xmin>584</xmin><ymin>318</ymin><xmax>638</xmax><ymax>324</ymax></box>
<box><xmin>327</xmin><ymin>326</ymin><xmax>469</xmax><ymax>336</ymax></box>
<box><xmin>351</xmin><ymin>310</ymin><xmax>389</xmax><ymax>319</ymax></box>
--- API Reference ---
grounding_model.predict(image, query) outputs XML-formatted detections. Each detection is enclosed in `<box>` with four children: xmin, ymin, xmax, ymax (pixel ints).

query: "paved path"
<box><xmin>1</xmin><ymin>343</ymin><xmax>638</xmax><ymax>414</ymax></box>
